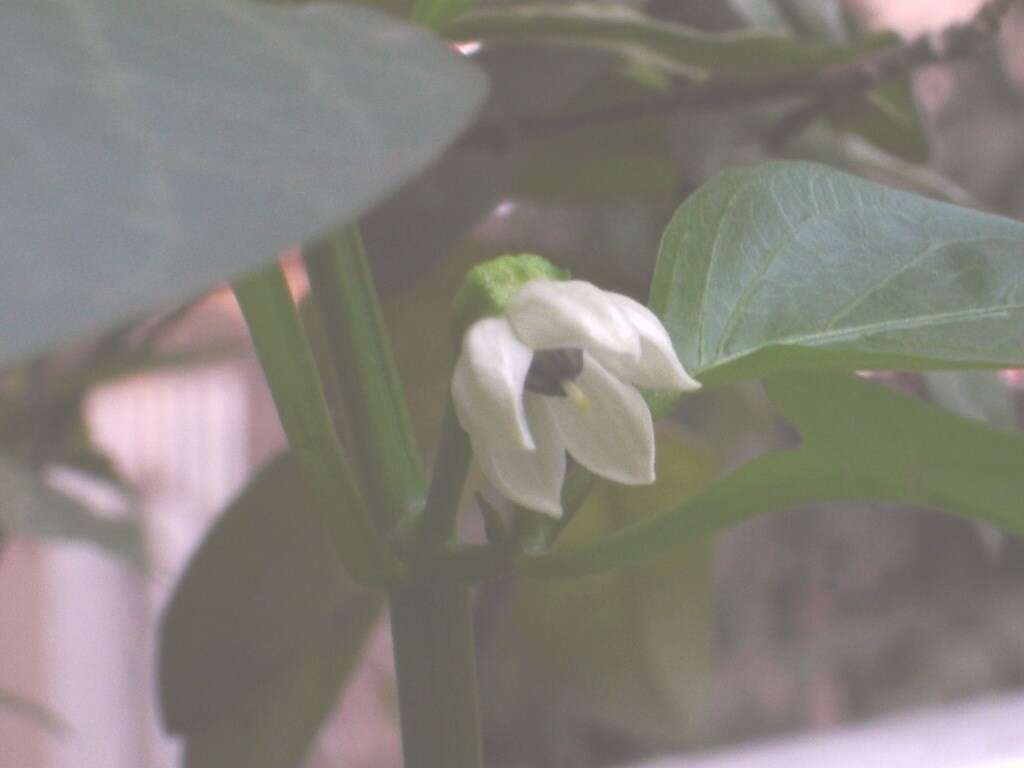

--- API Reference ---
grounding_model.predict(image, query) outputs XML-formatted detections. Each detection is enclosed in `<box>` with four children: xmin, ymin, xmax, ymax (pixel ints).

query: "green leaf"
<box><xmin>445</xmin><ymin>3</ymin><xmax>886</xmax><ymax>80</ymax></box>
<box><xmin>784</xmin><ymin>132</ymin><xmax>974</xmax><ymax>207</ymax></box>
<box><xmin>765</xmin><ymin>371</ymin><xmax>1024</xmax><ymax>537</ymax></box>
<box><xmin>0</xmin><ymin>688</ymin><xmax>69</xmax><ymax>737</ymax></box>
<box><xmin>651</xmin><ymin>162</ymin><xmax>1024</xmax><ymax>386</ymax></box>
<box><xmin>505</xmin><ymin>428</ymin><xmax>715</xmax><ymax>743</ymax></box>
<box><xmin>521</xmin><ymin>372</ymin><xmax>1024</xmax><ymax>579</ymax></box>
<box><xmin>520</xmin><ymin>447</ymin><xmax>852</xmax><ymax>579</ymax></box>
<box><xmin>0</xmin><ymin>456</ymin><xmax>141</xmax><ymax>564</ymax></box>
<box><xmin>159</xmin><ymin>454</ymin><xmax>383</xmax><ymax>765</ymax></box>
<box><xmin>183</xmin><ymin>613</ymin><xmax>379</xmax><ymax>768</ymax></box>
<box><xmin>0</xmin><ymin>0</ymin><xmax>485</xmax><ymax>368</ymax></box>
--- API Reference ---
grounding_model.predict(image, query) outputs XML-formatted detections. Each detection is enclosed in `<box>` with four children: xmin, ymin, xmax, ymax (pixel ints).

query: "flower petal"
<box><xmin>507</xmin><ymin>279</ymin><xmax>640</xmax><ymax>360</ymax></box>
<box><xmin>452</xmin><ymin>316</ymin><xmax>535</xmax><ymax>451</ymax></box>
<box><xmin>595</xmin><ymin>293</ymin><xmax>701</xmax><ymax>391</ymax></box>
<box><xmin>544</xmin><ymin>354</ymin><xmax>655</xmax><ymax>485</ymax></box>
<box><xmin>471</xmin><ymin>395</ymin><xmax>567</xmax><ymax>516</ymax></box>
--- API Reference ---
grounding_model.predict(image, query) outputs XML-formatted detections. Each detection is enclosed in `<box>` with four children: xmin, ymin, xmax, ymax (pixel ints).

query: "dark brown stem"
<box><xmin>765</xmin><ymin>0</ymin><xmax>1017</xmax><ymax>148</ymax></box>
<box><xmin>463</xmin><ymin>0</ymin><xmax>1017</xmax><ymax>151</ymax></box>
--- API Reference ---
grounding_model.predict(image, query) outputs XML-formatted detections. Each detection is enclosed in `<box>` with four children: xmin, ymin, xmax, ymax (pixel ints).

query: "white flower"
<box><xmin>451</xmin><ymin>279</ymin><xmax>700</xmax><ymax>517</ymax></box>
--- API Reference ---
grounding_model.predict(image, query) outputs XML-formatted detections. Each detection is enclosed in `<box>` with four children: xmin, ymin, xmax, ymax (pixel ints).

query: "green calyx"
<box><xmin>451</xmin><ymin>254</ymin><xmax>569</xmax><ymax>339</ymax></box>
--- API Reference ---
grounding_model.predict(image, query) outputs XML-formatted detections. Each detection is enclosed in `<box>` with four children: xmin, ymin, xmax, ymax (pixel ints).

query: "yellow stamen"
<box><xmin>561</xmin><ymin>379</ymin><xmax>591</xmax><ymax>412</ymax></box>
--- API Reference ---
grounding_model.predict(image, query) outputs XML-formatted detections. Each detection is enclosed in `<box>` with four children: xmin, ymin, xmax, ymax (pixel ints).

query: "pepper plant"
<box><xmin>4</xmin><ymin>0</ymin><xmax>1024</xmax><ymax>766</ymax></box>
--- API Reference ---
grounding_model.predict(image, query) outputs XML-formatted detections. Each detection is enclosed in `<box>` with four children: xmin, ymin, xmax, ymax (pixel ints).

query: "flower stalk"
<box><xmin>416</xmin><ymin>397</ymin><xmax>473</xmax><ymax>549</ymax></box>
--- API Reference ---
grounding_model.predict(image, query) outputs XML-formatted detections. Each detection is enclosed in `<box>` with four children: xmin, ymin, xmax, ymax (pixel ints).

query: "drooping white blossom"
<box><xmin>451</xmin><ymin>279</ymin><xmax>699</xmax><ymax>517</ymax></box>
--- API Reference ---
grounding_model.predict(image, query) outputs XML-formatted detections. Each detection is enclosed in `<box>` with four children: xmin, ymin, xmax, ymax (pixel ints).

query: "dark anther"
<box><xmin>525</xmin><ymin>348</ymin><xmax>584</xmax><ymax>396</ymax></box>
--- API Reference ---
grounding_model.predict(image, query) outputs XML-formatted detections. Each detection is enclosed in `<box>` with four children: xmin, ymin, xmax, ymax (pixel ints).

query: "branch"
<box><xmin>765</xmin><ymin>0</ymin><xmax>1018</xmax><ymax>148</ymax></box>
<box><xmin>463</xmin><ymin>0</ymin><xmax>1017</xmax><ymax>151</ymax></box>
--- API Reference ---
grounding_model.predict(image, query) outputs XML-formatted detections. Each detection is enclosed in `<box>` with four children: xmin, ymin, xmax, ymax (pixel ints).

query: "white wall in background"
<box><xmin>35</xmin><ymin>362</ymin><xmax>252</xmax><ymax>768</ymax></box>
<box><xmin>635</xmin><ymin>691</ymin><xmax>1024</xmax><ymax>768</ymax></box>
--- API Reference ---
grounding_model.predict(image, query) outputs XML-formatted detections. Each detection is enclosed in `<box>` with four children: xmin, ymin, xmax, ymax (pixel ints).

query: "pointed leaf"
<box><xmin>182</xmin><ymin>610</ymin><xmax>379</xmax><ymax>768</ymax></box>
<box><xmin>521</xmin><ymin>372</ymin><xmax>1024</xmax><ymax>579</ymax></box>
<box><xmin>651</xmin><ymin>162</ymin><xmax>1024</xmax><ymax>386</ymax></box>
<box><xmin>764</xmin><ymin>371</ymin><xmax>1024</xmax><ymax>537</ymax></box>
<box><xmin>1</xmin><ymin>0</ymin><xmax>485</xmax><ymax>367</ymax></box>
<box><xmin>159</xmin><ymin>453</ymin><xmax>382</xmax><ymax>751</ymax></box>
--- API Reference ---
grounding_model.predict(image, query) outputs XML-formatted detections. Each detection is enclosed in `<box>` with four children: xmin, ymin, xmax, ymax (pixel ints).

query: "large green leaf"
<box><xmin>182</xmin><ymin>610</ymin><xmax>379</xmax><ymax>768</ymax></box>
<box><xmin>0</xmin><ymin>456</ymin><xmax>141</xmax><ymax>564</ymax></box>
<box><xmin>521</xmin><ymin>372</ymin><xmax>1024</xmax><ymax>579</ymax></box>
<box><xmin>764</xmin><ymin>372</ymin><xmax>1024</xmax><ymax>536</ymax></box>
<box><xmin>651</xmin><ymin>162</ymin><xmax>1024</xmax><ymax>386</ymax></box>
<box><xmin>159</xmin><ymin>453</ymin><xmax>382</xmax><ymax>764</ymax></box>
<box><xmin>0</xmin><ymin>0</ymin><xmax>485</xmax><ymax>368</ymax></box>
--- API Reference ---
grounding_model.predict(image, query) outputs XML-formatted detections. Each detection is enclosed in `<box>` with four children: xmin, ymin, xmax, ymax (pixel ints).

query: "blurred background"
<box><xmin>3</xmin><ymin>1</ymin><xmax>1024</xmax><ymax>766</ymax></box>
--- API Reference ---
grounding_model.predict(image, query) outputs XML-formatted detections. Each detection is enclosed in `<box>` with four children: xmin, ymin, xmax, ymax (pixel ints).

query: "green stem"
<box><xmin>416</xmin><ymin>397</ymin><xmax>472</xmax><ymax>548</ymax></box>
<box><xmin>428</xmin><ymin>448</ymin><xmax>904</xmax><ymax>584</ymax></box>
<box><xmin>300</xmin><ymin>226</ymin><xmax>482</xmax><ymax>766</ymax></box>
<box><xmin>303</xmin><ymin>226</ymin><xmax>426</xmax><ymax>528</ymax></box>
<box><xmin>234</xmin><ymin>264</ymin><xmax>401</xmax><ymax>585</ymax></box>
<box><xmin>391</xmin><ymin>398</ymin><xmax>480</xmax><ymax>768</ymax></box>
<box><xmin>390</xmin><ymin>580</ymin><xmax>483</xmax><ymax>768</ymax></box>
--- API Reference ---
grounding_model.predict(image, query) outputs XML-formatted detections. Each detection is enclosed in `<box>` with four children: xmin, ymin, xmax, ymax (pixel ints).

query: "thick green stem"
<box><xmin>391</xmin><ymin>401</ymin><xmax>480</xmax><ymax>768</ymax></box>
<box><xmin>234</xmin><ymin>264</ymin><xmax>401</xmax><ymax>584</ymax></box>
<box><xmin>303</xmin><ymin>226</ymin><xmax>426</xmax><ymax>527</ymax></box>
<box><xmin>300</xmin><ymin>226</ymin><xmax>482</xmax><ymax>766</ymax></box>
<box><xmin>390</xmin><ymin>580</ymin><xmax>483</xmax><ymax>768</ymax></box>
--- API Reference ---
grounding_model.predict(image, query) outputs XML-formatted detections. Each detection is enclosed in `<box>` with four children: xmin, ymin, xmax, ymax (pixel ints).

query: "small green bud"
<box><xmin>451</xmin><ymin>253</ymin><xmax>569</xmax><ymax>339</ymax></box>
